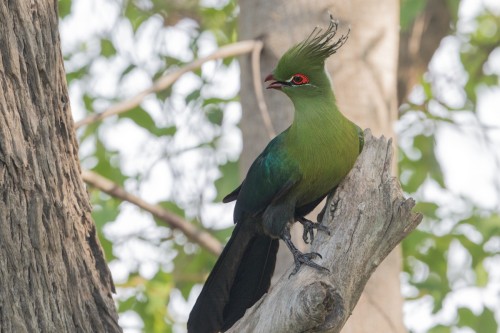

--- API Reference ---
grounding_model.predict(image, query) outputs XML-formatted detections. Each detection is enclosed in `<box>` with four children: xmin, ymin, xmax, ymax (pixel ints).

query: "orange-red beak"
<box><xmin>265</xmin><ymin>74</ymin><xmax>284</xmax><ymax>90</ymax></box>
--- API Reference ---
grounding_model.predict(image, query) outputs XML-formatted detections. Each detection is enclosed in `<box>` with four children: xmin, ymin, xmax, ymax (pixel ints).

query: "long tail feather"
<box><xmin>188</xmin><ymin>222</ymin><xmax>279</xmax><ymax>333</ymax></box>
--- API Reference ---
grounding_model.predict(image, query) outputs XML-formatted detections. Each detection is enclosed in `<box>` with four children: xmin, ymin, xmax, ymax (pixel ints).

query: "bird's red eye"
<box><xmin>291</xmin><ymin>74</ymin><xmax>309</xmax><ymax>85</ymax></box>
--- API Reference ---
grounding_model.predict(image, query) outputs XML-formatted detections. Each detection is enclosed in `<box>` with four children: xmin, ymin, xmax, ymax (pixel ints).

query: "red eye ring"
<box><xmin>291</xmin><ymin>73</ymin><xmax>309</xmax><ymax>85</ymax></box>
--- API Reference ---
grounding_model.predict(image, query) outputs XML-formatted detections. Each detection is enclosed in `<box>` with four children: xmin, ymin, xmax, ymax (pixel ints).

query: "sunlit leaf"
<box><xmin>119</xmin><ymin>107</ymin><xmax>156</xmax><ymax>130</ymax></box>
<box><xmin>214</xmin><ymin>160</ymin><xmax>240</xmax><ymax>202</ymax></box>
<box><xmin>458</xmin><ymin>307</ymin><xmax>498</xmax><ymax>333</ymax></box>
<box><xmin>58</xmin><ymin>0</ymin><xmax>72</xmax><ymax>18</ymax></box>
<box><xmin>101</xmin><ymin>39</ymin><xmax>116</xmax><ymax>58</ymax></box>
<box><xmin>428</xmin><ymin>325</ymin><xmax>451</xmax><ymax>333</ymax></box>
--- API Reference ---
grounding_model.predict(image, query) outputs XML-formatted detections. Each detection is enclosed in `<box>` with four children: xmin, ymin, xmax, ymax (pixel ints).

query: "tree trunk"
<box><xmin>0</xmin><ymin>1</ymin><xmax>121</xmax><ymax>332</ymax></box>
<box><xmin>238</xmin><ymin>0</ymin><xmax>404</xmax><ymax>331</ymax></box>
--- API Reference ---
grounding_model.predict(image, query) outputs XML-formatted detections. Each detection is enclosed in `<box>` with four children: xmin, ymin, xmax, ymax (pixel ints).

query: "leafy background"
<box><xmin>59</xmin><ymin>0</ymin><xmax>500</xmax><ymax>332</ymax></box>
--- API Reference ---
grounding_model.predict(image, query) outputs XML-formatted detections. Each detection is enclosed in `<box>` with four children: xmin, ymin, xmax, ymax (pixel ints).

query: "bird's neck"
<box><xmin>288</xmin><ymin>90</ymin><xmax>352</xmax><ymax>139</ymax></box>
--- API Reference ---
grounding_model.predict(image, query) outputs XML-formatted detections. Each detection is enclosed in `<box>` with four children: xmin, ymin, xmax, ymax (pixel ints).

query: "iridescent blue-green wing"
<box><xmin>222</xmin><ymin>184</ymin><xmax>241</xmax><ymax>203</ymax></box>
<box><xmin>226</xmin><ymin>136</ymin><xmax>301</xmax><ymax>223</ymax></box>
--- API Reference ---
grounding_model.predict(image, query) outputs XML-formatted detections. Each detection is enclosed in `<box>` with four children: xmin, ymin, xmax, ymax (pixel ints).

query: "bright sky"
<box><xmin>61</xmin><ymin>0</ymin><xmax>500</xmax><ymax>332</ymax></box>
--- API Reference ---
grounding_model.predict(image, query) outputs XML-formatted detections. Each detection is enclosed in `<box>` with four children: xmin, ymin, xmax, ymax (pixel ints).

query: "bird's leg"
<box><xmin>297</xmin><ymin>217</ymin><xmax>331</xmax><ymax>244</ymax></box>
<box><xmin>316</xmin><ymin>189</ymin><xmax>337</xmax><ymax>223</ymax></box>
<box><xmin>316</xmin><ymin>202</ymin><xmax>328</xmax><ymax>222</ymax></box>
<box><xmin>281</xmin><ymin>226</ymin><xmax>330</xmax><ymax>277</ymax></box>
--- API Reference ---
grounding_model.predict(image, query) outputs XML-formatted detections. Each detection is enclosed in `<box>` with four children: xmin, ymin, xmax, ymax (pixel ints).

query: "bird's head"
<box><xmin>265</xmin><ymin>16</ymin><xmax>349</xmax><ymax>99</ymax></box>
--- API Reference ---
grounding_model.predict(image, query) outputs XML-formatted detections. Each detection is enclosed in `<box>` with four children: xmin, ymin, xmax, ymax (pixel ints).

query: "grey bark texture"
<box><xmin>238</xmin><ymin>0</ymin><xmax>406</xmax><ymax>332</ymax></box>
<box><xmin>0</xmin><ymin>1</ymin><xmax>121</xmax><ymax>332</ymax></box>
<box><xmin>227</xmin><ymin>131</ymin><xmax>422</xmax><ymax>333</ymax></box>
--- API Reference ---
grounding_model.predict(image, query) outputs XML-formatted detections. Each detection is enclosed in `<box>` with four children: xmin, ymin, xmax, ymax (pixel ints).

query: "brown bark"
<box><xmin>227</xmin><ymin>131</ymin><xmax>422</xmax><ymax>333</ymax></box>
<box><xmin>0</xmin><ymin>1</ymin><xmax>120</xmax><ymax>332</ymax></box>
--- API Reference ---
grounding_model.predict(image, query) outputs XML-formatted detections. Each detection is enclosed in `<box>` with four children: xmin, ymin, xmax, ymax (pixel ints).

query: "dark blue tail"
<box><xmin>188</xmin><ymin>222</ymin><xmax>279</xmax><ymax>333</ymax></box>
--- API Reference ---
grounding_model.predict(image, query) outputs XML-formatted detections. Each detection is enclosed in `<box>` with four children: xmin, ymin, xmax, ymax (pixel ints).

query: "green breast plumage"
<box><xmin>290</xmin><ymin>123</ymin><xmax>359</xmax><ymax>206</ymax></box>
<box><xmin>285</xmin><ymin>116</ymin><xmax>359</xmax><ymax>206</ymax></box>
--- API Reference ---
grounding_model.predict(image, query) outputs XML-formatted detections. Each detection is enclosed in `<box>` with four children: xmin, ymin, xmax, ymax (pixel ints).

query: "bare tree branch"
<box><xmin>227</xmin><ymin>130</ymin><xmax>422</xmax><ymax>333</ymax></box>
<box><xmin>82</xmin><ymin>170</ymin><xmax>222</xmax><ymax>256</ymax></box>
<box><xmin>251</xmin><ymin>40</ymin><xmax>276</xmax><ymax>138</ymax></box>
<box><xmin>74</xmin><ymin>40</ymin><xmax>262</xmax><ymax>129</ymax></box>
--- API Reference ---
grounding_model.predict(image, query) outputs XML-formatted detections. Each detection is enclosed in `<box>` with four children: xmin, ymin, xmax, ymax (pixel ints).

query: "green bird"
<box><xmin>188</xmin><ymin>17</ymin><xmax>363</xmax><ymax>333</ymax></box>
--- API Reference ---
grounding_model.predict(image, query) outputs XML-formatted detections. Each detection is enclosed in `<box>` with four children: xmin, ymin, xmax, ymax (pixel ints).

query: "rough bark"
<box><xmin>228</xmin><ymin>131</ymin><xmax>422</xmax><ymax>333</ymax></box>
<box><xmin>238</xmin><ymin>0</ymin><xmax>405</xmax><ymax>331</ymax></box>
<box><xmin>0</xmin><ymin>1</ymin><xmax>120</xmax><ymax>332</ymax></box>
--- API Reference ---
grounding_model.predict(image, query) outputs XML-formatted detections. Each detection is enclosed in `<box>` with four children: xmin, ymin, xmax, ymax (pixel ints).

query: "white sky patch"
<box><xmin>59</xmin><ymin>0</ymin><xmax>121</xmax><ymax>52</ymax></box>
<box><xmin>436</xmin><ymin>114</ymin><xmax>500</xmax><ymax>209</ymax></box>
<box><xmin>428</xmin><ymin>36</ymin><xmax>468</xmax><ymax>109</ymax></box>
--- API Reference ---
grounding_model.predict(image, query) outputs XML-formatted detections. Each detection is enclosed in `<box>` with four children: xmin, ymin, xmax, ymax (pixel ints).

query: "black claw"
<box><xmin>297</xmin><ymin>217</ymin><xmax>330</xmax><ymax>244</ymax></box>
<box><xmin>281</xmin><ymin>227</ymin><xmax>330</xmax><ymax>278</ymax></box>
<box><xmin>288</xmin><ymin>252</ymin><xmax>330</xmax><ymax>277</ymax></box>
<box><xmin>311</xmin><ymin>252</ymin><xmax>322</xmax><ymax>259</ymax></box>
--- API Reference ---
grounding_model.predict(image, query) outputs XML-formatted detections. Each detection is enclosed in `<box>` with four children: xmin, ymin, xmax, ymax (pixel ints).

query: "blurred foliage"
<box><xmin>58</xmin><ymin>0</ymin><xmax>500</xmax><ymax>332</ymax></box>
<box><xmin>399</xmin><ymin>3</ymin><xmax>500</xmax><ymax>333</ymax></box>
<box><xmin>60</xmin><ymin>0</ymin><xmax>239</xmax><ymax>332</ymax></box>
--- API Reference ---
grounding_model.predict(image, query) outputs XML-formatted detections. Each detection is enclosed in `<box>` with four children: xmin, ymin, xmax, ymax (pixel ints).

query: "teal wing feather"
<box><xmin>223</xmin><ymin>133</ymin><xmax>301</xmax><ymax>223</ymax></box>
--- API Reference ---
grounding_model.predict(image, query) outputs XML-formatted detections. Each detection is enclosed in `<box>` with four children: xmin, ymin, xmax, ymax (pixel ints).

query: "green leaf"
<box><xmin>83</xmin><ymin>93</ymin><xmax>95</xmax><ymax>112</ymax></box>
<box><xmin>477</xmin><ymin>214</ymin><xmax>500</xmax><ymax>240</ymax></box>
<box><xmin>186</xmin><ymin>89</ymin><xmax>201</xmax><ymax>103</ymax></box>
<box><xmin>474</xmin><ymin>261</ymin><xmax>489</xmax><ymax>287</ymax></box>
<box><xmin>206</xmin><ymin>105</ymin><xmax>224</xmax><ymax>125</ymax></box>
<box><xmin>92</xmin><ymin>139</ymin><xmax>127</xmax><ymax>185</ymax></box>
<box><xmin>117</xmin><ymin>271</ymin><xmax>174</xmax><ymax>333</ymax></box>
<box><xmin>428</xmin><ymin>325</ymin><xmax>451</xmax><ymax>333</ymax></box>
<box><xmin>152</xmin><ymin>126</ymin><xmax>177</xmax><ymax>137</ymax></box>
<box><xmin>119</xmin><ymin>64</ymin><xmax>137</xmax><ymax>82</ymax></box>
<box><xmin>478</xmin><ymin>308</ymin><xmax>498</xmax><ymax>333</ymax></box>
<box><xmin>124</xmin><ymin>3</ymin><xmax>151</xmax><ymax>32</ymax></box>
<box><xmin>119</xmin><ymin>107</ymin><xmax>156</xmax><ymax>130</ymax></box>
<box><xmin>214</xmin><ymin>160</ymin><xmax>240</xmax><ymax>202</ymax></box>
<box><xmin>414</xmin><ymin>201</ymin><xmax>439</xmax><ymax>219</ymax></box>
<box><xmin>58</xmin><ymin>0</ymin><xmax>72</xmax><ymax>18</ymax></box>
<box><xmin>458</xmin><ymin>307</ymin><xmax>498</xmax><ymax>333</ymax></box>
<box><xmin>66</xmin><ymin>64</ymin><xmax>90</xmax><ymax>84</ymax></box>
<box><xmin>100</xmin><ymin>39</ymin><xmax>117</xmax><ymax>58</ymax></box>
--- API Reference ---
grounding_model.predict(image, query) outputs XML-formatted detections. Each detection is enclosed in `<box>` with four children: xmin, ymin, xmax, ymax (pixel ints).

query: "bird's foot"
<box><xmin>298</xmin><ymin>217</ymin><xmax>330</xmax><ymax>244</ymax></box>
<box><xmin>281</xmin><ymin>227</ymin><xmax>330</xmax><ymax>277</ymax></box>
<box><xmin>289</xmin><ymin>250</ymin><xmax>329</xmax><ymax>277</ymax></box>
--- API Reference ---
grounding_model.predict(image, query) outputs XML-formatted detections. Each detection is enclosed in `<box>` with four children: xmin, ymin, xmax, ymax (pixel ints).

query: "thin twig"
<box><xmin>82</xmin><ymin>170</ymin><xmax>223</xmax><ymax>256</ymax></box>
<box><xmin>251</xmin><ymin>40</ymin><xmax>276</xmax><ymax>139</ymax></box>
<box><xmin>74</xmin><ymin>40</ymin><xmax>262</xmax><ymax>129</ymax></box>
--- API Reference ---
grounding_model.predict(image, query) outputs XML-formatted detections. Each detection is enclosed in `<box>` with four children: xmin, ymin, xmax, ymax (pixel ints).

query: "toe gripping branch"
<box><xmin>297</xmin><ymin>217</ymin><xmax>331</xmax><ymax>244</ymax></box>
<box><xmin>281</xmin><ymin>226</ymin><xmax>330</xmax><ymax>277</ymax></box>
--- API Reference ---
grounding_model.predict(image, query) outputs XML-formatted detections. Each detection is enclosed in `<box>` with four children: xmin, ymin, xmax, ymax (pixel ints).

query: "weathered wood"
<box><xmin>0</xmin><ymin>1</ymin><xmax>121</xmax><ymax>332</ymax></box>
<box><xmin>227</xmin><ymin>131</ymin><xmax>422</xmax><ymax>333</ymax></box>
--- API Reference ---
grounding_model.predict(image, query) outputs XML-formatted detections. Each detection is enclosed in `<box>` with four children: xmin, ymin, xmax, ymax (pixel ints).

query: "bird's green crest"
<box><xmin>275</xmin><ymin>15</ymin><xmax>349</xmax><ymax>78</ymax></box>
